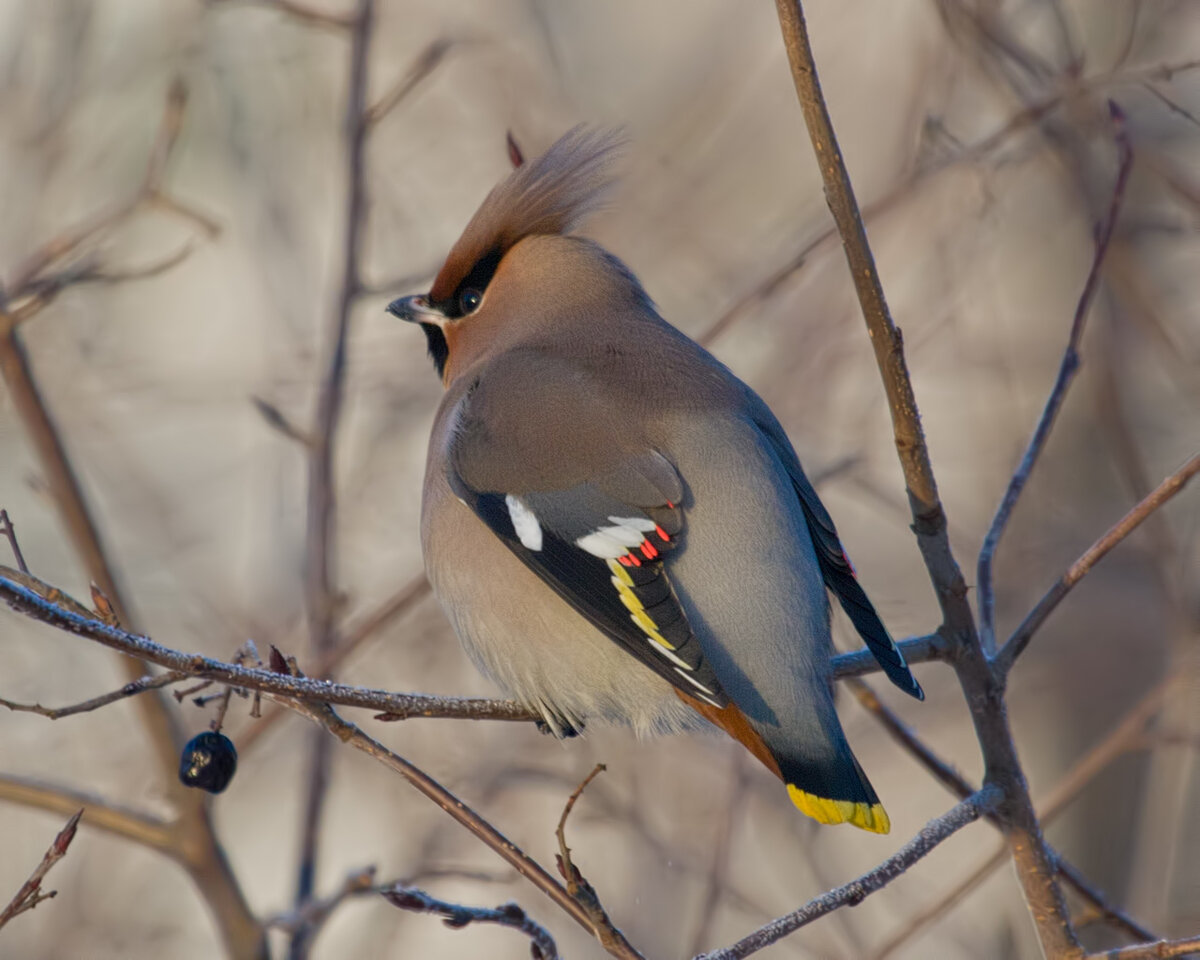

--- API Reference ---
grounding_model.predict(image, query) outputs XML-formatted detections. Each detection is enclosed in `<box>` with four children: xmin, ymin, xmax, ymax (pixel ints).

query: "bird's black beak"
<box><xmin>386</xmin><ymin>294</ymin><xmax>445</xmax><ymax>327</ymax></box>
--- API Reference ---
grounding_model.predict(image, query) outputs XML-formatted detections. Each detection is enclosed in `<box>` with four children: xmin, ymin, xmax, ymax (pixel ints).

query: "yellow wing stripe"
<box><xmin>606</xmin><ymin>559</ymin><xmax>677</xmax><ymax>651</ymax></box>
<box><xmin>787</xmin><ymin>784</ymin><xmax>891</xmax><ymax>834</ymax></box>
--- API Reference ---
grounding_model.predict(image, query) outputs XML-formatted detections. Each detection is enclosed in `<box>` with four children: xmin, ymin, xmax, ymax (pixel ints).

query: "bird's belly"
<box><xmin>422</xmin><ymin>482</ymin><xmax>696</xmax><ymax>738</ymax></box>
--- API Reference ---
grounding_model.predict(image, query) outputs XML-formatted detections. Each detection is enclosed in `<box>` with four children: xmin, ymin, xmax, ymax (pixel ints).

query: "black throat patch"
<box><xmin>420</xmin><ymin>322</ymin><xmax>449</xmax><ymax>377</ymax></box>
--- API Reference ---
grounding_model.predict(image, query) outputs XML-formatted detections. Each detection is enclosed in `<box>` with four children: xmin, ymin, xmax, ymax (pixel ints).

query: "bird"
<box><xmin>388</xmin><ymin>127</ymin><xmax>923</xmax><ymax>833</ymax></box>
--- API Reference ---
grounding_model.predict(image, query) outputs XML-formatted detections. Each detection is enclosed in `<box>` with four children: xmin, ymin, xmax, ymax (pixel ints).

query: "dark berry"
<box><xmin>179</xmin><ymin>731</ymin><xmax>237</xmax><ymax>793</ymax></box>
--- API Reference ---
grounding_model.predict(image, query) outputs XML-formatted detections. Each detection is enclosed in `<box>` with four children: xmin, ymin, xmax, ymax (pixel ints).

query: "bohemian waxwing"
<box><xmin>388</xmin><ymin>128</ymin><xmax>923</xmax><ymax>833</ymax></box>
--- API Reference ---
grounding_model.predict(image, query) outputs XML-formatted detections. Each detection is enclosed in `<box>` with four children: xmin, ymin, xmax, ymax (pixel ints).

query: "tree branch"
<box><xmin>694</xmin><ymin>786</ymin><xmax>1001</xmax><ymax>960</ymax></box>
<box><xmin>977</xmin><ymin>103</ymin><xmax>1134</xmax><ymax>655</ymax></box>
<box><xmin>994</xmin><ymin>453</ymin><xmax>1200</xmax><ymax>675</ymax></box>
<box><xmin>1083</xmin><ymin>936</ymin><xmax>1200</xmax><ymax>960</ymax></box>
<box><xmin>277</xmin><ymin>696</ymin><xmax>644</xmax><ymax>960</ymax></box>
<box><xmin>0</xmin><ymin>671</ymin><xmax>188</xmax><ymax>719</ymax></box>
<box><xmin>0</xmin><ymin>774</ymin><xmax>173</xmax><ymax>853</ymax></box>
<box><xmin>773</xmin><ymin>3</ymin><xmax>1079</xmax><ymax>953</ymax></box>
<box><xmin>382</xmin><ymin>885</ymin><xmax>559</xmax><ymax>960</ymax></box>
<box><xmin>0</xmin><ymin>573</ymin><xmax>536</xmax><ymax>722</ymax></box>
<box><xmin>0</xmin><ymin>809</ymin><xmax>82</xmax><ymax>929</ymax></box>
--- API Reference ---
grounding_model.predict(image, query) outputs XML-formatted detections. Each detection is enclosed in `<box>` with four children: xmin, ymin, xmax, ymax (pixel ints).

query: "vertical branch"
<box><xmin>0</xmin><ymin>323</ymin><xmax>183</xmax><ymax>773</ymax></box>
<box><xmin>293</xmin><ymin>1</ymin><xmax>373</xmax><ymax>952</ymax></box>
<box><xmin>772</xmin><ymin>3</ymin><xmax>1081</xmax><ymax>956</ymax></box>
<box><xmin>976</xmin><ymin>107</ymin><xmax>1134</xmax><ymax>654</ymax></box>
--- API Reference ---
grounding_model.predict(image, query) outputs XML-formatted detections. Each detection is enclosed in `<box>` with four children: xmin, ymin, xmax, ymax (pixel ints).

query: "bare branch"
<box><xmin>382</xmin><ymin>885</ymin><xmax>558</xmax><ymax>960</ymax></box>
<box><xmin>553</xmin><ymin>764</ymin><xmax>644</xmax><ymax>960</ymax></box>
<box><xmin>977</xmin><ymin>103</ymin><xmax>1134</xmax><ymax>655</ymax></box>
<box><xmin>266</xmin><ymin>866</ymin><xmax>377</xmax><ymax>936</ymax></box>
<box><xmin>772</xmin><ymin>4</ymin><xmax>1078</xmax><ymax>951</ymax></box>
<box><xmin>1083</xmin><ymin>935</ymin><xmax>1200</xmax><ymax>960</ymax></box>
<box><xmin>1</xmin><ymin>671</ymin><xmax>189</xmax><ymax>719</ymax></box>
<box><xmin>0</xmin><ymin>810</ymin><xmax>82</xmax><ymax>929</ymax></box>
<box><xmin>868</xmin><ymin>682</ymin><xmax>1171</xmax><ymax>959</ymax></box>
<box><xmin>694</xmin><ymin>786</ymin><xmax>1001</xmax><ymax>960</ymax></box>
<box><xmin>205</xmin><ymin>0</ymin><xmax>355</xmax><ymax>29</ymax></box>
<box><xmin>365</xmin><ymin>38</ymin><xmax>455</xmax><ymax>126</ymax></box>
<box><xmin>995</xmin><ymin>452</ymin><xmax>1200</xmax><ymax>675</ymax></box>
<box><xmin>252</xmin><ymin>396</ymin><xmax>315</xmax><ymax>448</ymax></box>
<box><xmin>831</xmin><ymin>633</ymin><xmax>944</xmax><ymax>681</ymax></box>
<box><xmin>289</xmin><ymin>7</ymin><xmax>374</xmax><ymax>943</ymax></box>
<box><xmin>276</xmin><ymin>697</ymin><xmax>634</xmax><ymax>957</ymax></box>
<box><xmin>0</xmin><ymin>774</ymin><xmax>173</xmax><ymax>852</ymax></box>
<box><xmin>0</xmin><ymin>573</ymin><xmax>534</xmax><ymax>721</ymax></box>
<box><xmin>848</xmin><ymin>679</ymin><xmax>1160</xmax><ymax>944</ymax></box>
<box><xmin>0</xmin><ymin>510</ymin><xmax>30</xmax><ymax>573</ymax></box>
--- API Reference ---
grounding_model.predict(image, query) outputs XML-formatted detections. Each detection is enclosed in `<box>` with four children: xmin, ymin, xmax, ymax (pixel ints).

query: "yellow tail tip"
<box><xmin>787</xmin><ymin>784</ymin><xmax>891</xmax><ymax>834</ymax></box>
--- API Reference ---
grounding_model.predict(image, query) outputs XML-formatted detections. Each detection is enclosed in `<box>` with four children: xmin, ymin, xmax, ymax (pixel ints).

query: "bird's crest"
<box><xmin>429</xmin><ymin>126</ymin><xmax>623</xmax><ymax>303</ymax></box>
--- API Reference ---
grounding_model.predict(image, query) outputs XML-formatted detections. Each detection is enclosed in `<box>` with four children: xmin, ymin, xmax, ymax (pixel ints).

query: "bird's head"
<box><xmin>388</xmin><ymin>127</ymin><xmax>647</xmax><ymax>384</ymax></box>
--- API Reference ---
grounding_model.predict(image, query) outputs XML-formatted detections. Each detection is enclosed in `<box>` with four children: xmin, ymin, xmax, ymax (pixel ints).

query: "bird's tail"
<box><xmin>680</xmin><ymin>693</ymin><xmax>890</xmax><ymax>834</ymax></box>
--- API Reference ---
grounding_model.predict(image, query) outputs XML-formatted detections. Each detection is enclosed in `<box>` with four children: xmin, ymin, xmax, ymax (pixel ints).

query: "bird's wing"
<box><xmin>754</xmin><ymin>414</ymin><xmax>925</xmax><ymax>700</ymax></box>
<box><xmin>446</xmin><ymin>352</ymin><xmax>727</xmax><ymax>708</ymax></box>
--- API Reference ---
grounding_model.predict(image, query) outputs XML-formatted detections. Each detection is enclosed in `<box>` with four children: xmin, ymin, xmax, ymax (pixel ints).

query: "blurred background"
<box><xmin>1</xmin><ymin>0</ymin><xmax>1198</xmax><ymax>958</ymax></box>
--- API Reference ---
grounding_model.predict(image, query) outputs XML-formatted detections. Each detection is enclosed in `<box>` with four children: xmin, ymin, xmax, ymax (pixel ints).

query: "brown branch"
<box><xmin>977</xmin><ymin>103</ymin><xmax>1134</xmax><ymax>654</ymax></box>
<box><xmin>848</xmin><ymin>679</ymin><xmax>1160</xmax><ymax>945</ymax></box>
<box><xmin>205</xmin><ymin>0</ymin><xmax>355</xmax><ymax>29</ymax></box>
<box><xmin>694</xmin><ymin>786</ymin><xmax>1000</xmax><ymax>960</ymax></box>
<box><xmin>0</xmin><ymin>809</ymin><xmax>82</xmax><ymax>929</ymax></box>
<box><xmin>292</xmin><ymin>4</ymin><xmax>374</xmax><ymax>944</ymax></box>
<box><xmin>382</xmin><ymin>885</ymin><xmax>559</xmax><ymax>960</ymax></box>
<box><xmin>1084</xmin><ymin>936</ymin><xmax>1200</xmax><ymax>960</ymax></box>
<box><xmin>277</xmin><ymin>696</ymin><xmax>642</xmax><ymax>960</ymax></box>
<box><xmin>0</xmin><ymin>573</ymin><xmax>534</xmax><ymax>721</ymax></box>
<box><xmin>364</xmin><ymin>37</ymin><xmax>455</xmax><ymax>126</ymax></box>
<box><xmin>0</xmin><ymin>298</ymin><xmax>184</xmax><ymax>770</ymax></box>
<box><xmin>234</xmin><ymin>573</ymin><xmax>432</xmax><ymax>753</ymax></box>
<box><xmin>0</xmin><ymin>671</ymin><xmax>189</xmax><ymax>719</ymax></box>
<box><xmin>773</xmin><ymin>3</ymin><xmax>1078</xmax><ymax>954</ymax></box>
<box><xmin>0</xmin><ymin>76</ymin><xmax>256</xmax><ymax>958</ymax></box>
<box><xmin>995</xmin><ymin>452</ymin><xmax>1200</xmax><ymax>675</ymax></box>
<box><xmin>266</xmin><ymin>865</ymin><xmax>377</xmax><ymax>936</ymax></box>
<box><xmin>868</xmin><ymin>682</ymin><xmax>1170</xmax><ymax>959</ymax></box>
<box><xmin>553</xmin><ymin>765</ymin><xmax>644</xmax><ymax>960</ymax></box>
<box><xmin>0</xmin><ymin>509</ymin><xmax>30</xmax><ymax>573</ymax></box>
<box><xmin>0</xmin><ymin>774</ymin><xmax>174</xmax><ymax>853</ymax></box>
<box><xmin>304</xmin><ymin>0</ymin><xmax>372</xmax><ymax>655</ymax></box>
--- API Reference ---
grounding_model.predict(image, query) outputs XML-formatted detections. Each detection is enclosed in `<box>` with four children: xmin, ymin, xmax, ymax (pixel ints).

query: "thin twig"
<box><xmin>0</xmin><ymin>671</ymin><xmax>189</xmax><ymax>719</ymax></box>
<box><xmin>555</xmin><ymin>763</ymin><xmax>607</xmax><ymax>891</ymax></box>
<box><xmin>234</xmin><ymin>573</ymin><xmax>432</xmax><ymax>753</ymax></box>
<box><xmin>695</xmin><ymin>787</ymin><xmax>1001</xmax><ymax>960</ymax></box>
<box><xmin>0</xmin><ymin>510</ymin><xmax>30</xmax><ymax>573</ymax></box>
<box><xmin>266</xmin><ymin>866</ymin><xmax>377</xmax><ymax>936</ymax></box>
<box><xmin>995</xmin><ymin>452</ymin><xmax>1200</xmax><ymax>675</ymax></box>
<box><xmin>848</xmin><ymin>679</ymin><xmax>1160</xmax><ymax>944</ymax></box>
<box><xmin>278</xmin><ymin>697</ymin><xmax>644</xmax><ymax>960</ymax></box>
<box><xmin>0</xmin><ymin>573</ymin><xmax>535</xmax><ymax>722</ymax></box>
<box><xmin>292</xmin><ymin>5</ymin><xmax>373</xmax><ymax>944</ymax></box>
<box><xmin>382</xmin><ymin>885</ymin><xmax>558</xmax><ymax>960</ymax></box>
<box><xmin>364</xmin><ymin>37</ymin><xmax>455</xmax><ymax>126</ymax></box>
<box><xmin>1083</xmin><ymin>935</ymin><xmax>1200</xmax><ymax>960</ymax></box>
<box><xmin>868</xmin><ymin>682</ymin><xmax>1170</xmax><ymax>959</ymax></box>
<box><xmin>206</xmin><ymin>0</ymin><xmax>355</xmax><ymax>29</ymax></box>
<box><xmin>552</xmin><ymin>764</ymin><xmax>645</xmax><ymax>960</ymax></box>
<box><xmin>0</xmin><ymin>810</ymin><xmax>82</xmax><ymax>929</ymax></box>
<box><xmin>977</xmin><ymin>102</ymin><xmax>1134</xmax><ymax>655</ymax></box>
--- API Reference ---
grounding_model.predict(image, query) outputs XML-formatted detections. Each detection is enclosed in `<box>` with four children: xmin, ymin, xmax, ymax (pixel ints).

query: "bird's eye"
<box><xmin>458</xmin><ymin>288</ymin><xmax>483</xmax><ymax>315</ymax></box>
